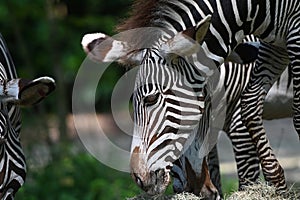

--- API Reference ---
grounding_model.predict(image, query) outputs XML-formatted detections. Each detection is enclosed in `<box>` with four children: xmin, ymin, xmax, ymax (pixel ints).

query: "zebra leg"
<box><xmin>241</xmin><ymin>82</ymin><xmax>287</xmax><ymax>192</ymax></box>
<box><xmin>226</xmin><ymin>103</ymin><xmax>260</xmax><ymax>189</ymax></box>
<box><xmin>226</xmin><ymin>85</ymin><xmax>261</xmax><ymax>188</ymax></box>
<box><xmin>172</xmin><ymin>155</ymin><xmax>220</xmax><ymax>199</ymax></box>
<box><xmin>207</xmin><ymin>145</ymin><xmax>223</xmax><ymax>197</ymax></box>
<box><xmin>292</xmin><ymin>65</ymin><xmax>300</xmax><ymax>139</ymax></box>
<box><xmin>240</xmin><ymin>42</ymin><xmax>289</xmax><ymax>192</ymax></box>
<box><xmin>287</xmin><ymin>27</ymin><xmax>300</xmax><ymax>139</ymax></box>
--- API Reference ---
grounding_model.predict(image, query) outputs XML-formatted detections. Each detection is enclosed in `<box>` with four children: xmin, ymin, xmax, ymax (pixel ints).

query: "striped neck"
<box><xmin>118</xmin><ymin>0</ymin><xmax>275</xmax><ymax>64</ymax></box>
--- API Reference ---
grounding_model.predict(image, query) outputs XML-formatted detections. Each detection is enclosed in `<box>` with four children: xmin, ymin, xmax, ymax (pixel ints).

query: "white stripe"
<box><xmin>210</xmin><ymin>25</ymin><xmax>228</xmax><ymax>53</ymax></box>
<box><xmin>168</xmin><ymin>1</ymin><xmax>196</xmax><ymax>26</ymax></box>
<box><xmin>182</xmin><ymin>0</ymin><xmax>208</xmax><ymax>18</ymax></box>
<box><xmin>201</xmin><ymin>41</ymin><xmax>225</xmax><ymax>64</ymax></box>
<box><xmin>231</xmin><ymin>0</ymin><xmax>243</xmax><ymax>26</ymax></box>
<box><xmin>202</xmin><ymin>0</ymin><xmax>214</xmax><ymax>13</ymax></box>
<box><xmin>216</xmin><ymin>0</ymin><xmax>232</xmax><ymax>41</ymax></box>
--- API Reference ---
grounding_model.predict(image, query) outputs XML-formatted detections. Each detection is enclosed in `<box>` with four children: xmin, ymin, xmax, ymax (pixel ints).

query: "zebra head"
<box><xmin>81</xmin><ymin>16</ymin><xmax>220</xmax><ymax>197</ymax></box>
<box><xmin>128</xmin><ymin>47</ymin><xmax>208</xmax><ymax>195</ymax></box>
<box><xmin>0</xmin><ymin>34</ymin><xmax>56</xmax><ymax>199</ymax></box>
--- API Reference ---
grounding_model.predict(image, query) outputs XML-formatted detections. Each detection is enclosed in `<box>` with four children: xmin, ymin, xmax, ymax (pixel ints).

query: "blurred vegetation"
<box><xmin>0</xmin><ymin>1</ymin><xmax>131</xmax><ymax>142</ymax></box>
<box><xmin>0</xmin><ymin>0</ymin><xmax>130</xmax><ymax>120</ymax></box>
<box><xmin>16</xmin><ymin>153</ymin><xmax>141</xmax><ymax>200</ymax></box>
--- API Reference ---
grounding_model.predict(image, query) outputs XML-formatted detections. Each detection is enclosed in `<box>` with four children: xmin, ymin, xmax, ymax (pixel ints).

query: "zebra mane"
<box><xmin>117</xmin><ymin>0</ymin><xmax>199</xmax><ymax>32</ymax></box>
<box><xmin>117</xmin><ymin>0</ymin><xmax>162</xmax><ymax>32</ymax></box>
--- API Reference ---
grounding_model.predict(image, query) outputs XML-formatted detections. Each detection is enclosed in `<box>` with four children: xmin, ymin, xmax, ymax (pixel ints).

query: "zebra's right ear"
<box><xmin>161</xmin><ymin>15</ymin><xmax>211</xmax><ymax>57</ymax></box>
<box><xmin>81</xmin><ymin>33</ymin><xmax>143</xmax><ymax>66</ymax></box>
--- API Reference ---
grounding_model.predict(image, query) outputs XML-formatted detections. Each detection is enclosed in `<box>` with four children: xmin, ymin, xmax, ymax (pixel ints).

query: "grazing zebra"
<box><xmin>82</xmin><ymin>34</ymin><xmax>258</xmax><ymax>199</ymax></box>
<box><xmin>172</xmin><ymin>48</ymin><xmax>293</xmax><ymax>197</ymax></box>
<box><xmin>0</xmin><ymin>34</ymin><xmax>55</xmax><ymax>199</ymax></box>
<box><xmin>81</xmin><ymin>0</ymin><xmax>299</xmax><ymax>196</ymax></box>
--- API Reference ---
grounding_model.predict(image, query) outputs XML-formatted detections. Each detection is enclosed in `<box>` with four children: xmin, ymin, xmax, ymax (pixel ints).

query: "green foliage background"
<box><xmin>16</xmin><ymin>153</ymin><xmax>141</xmax><ymax>200</ymax></box>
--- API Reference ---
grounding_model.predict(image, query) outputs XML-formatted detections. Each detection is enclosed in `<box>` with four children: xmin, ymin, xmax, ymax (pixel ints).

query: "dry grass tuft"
<box><xmin>126</xmin><ymin>192</ymin><xmax>203</xmax><ymax>200</ymax></box>
<box><xmin>226</xmin><ymin>182</ymin><xmax>299</xmax><ymax>200</ymax></box>
<box><xmin>127</xmin><ymin>182</ymin><xmax>299</xmax><ymax>200</ymax></box>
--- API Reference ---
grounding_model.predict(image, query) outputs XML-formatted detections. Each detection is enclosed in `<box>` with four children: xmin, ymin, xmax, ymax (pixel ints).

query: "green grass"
<box><xmin>221</xmin><ymin>175</ymin><xmax>238</xmax><ymax>196</ymax></box>
<box><xmin>16</xmin><ymin>153</ymin><xmax>141</xmax><ymax>200</ymax></box>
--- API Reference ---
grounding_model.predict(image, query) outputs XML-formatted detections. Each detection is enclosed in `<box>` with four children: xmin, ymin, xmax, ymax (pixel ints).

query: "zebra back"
<box><xmin>0</xmin><ymin>34</ymin><xmax>18</xmax><ymax>79</ymax></box>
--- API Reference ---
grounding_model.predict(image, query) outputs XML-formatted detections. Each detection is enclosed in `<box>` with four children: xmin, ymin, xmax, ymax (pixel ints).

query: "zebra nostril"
<box><xmin>156</xmin><ymin>169</ymin><xmax>165</xmax><ymax>177</ymax></box>
<box><xmin>132</xmin><ymin>173</ymin><xmax>144</xmax><ymax>189</ymax></box>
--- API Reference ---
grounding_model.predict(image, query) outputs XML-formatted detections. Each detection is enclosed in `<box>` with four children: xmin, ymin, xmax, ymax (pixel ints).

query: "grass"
<box><xmin>127</xmin><ymin>192</ymin><xmax>203</xmax><ymax>200</ymax></box>
<box><xmin>226</xmin><ymin>182</ymin><xmax>299</xmax><ymax>200</ymax></box>
<box><xmin>127</xmin><ymin>182</ymin><xmax>299</xmax><ymax>200</ymax></box>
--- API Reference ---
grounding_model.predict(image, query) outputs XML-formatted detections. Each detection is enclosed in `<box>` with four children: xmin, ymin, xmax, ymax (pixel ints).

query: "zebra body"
<box><xmin>81</xmin><ymin>0</ymin><xmax>300</xmax><ymax>196</ymax></box>
<box><xmin>172</xmin><ymin>63</ymin><xmax>293</xmax><ymax>196</ymax></box>
<box><xmin>0</xmin><ymin>34</ymin><xmax>55</xmax><ymax>199</ymax></box>
<box><xmin>170</xmin><ymin>35</ymin><xmax>293</xmax><ymax>195</ymax></box>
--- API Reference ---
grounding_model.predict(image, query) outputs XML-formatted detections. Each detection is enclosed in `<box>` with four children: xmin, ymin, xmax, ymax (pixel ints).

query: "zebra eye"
<box><xmin>143</xmin><ymin>93</ymin><xmax>160</xmax><ymax>106</ymax></box>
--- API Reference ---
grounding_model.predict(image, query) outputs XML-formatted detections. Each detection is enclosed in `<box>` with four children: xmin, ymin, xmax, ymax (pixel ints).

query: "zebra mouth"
<box><xmin>144</xmin><ymin>168</ymin><xmax>171</xmax><ymax>196</ymax></box>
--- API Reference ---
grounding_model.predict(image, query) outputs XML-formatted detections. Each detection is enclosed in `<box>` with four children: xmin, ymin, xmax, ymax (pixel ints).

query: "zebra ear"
<box><xmin>161</xmin><ymin>15</ymin><xmax>211</xmax><ymax>56</ymax></box>
<box><xmin>194</xmin><ymin>15</ymin><xmax>212</xmax><ymax>43</ymax></box>
<box><xmin>81</xmin><ymin>33</ymin><xmax>143</xmax><ymax>66</ymax></box>
<box><xmin>227</xmin><ymin>41</ymin><xmax>260</xmax><ymax>64</ymax></box>
<box><xmin>17</xmin><ymin>77</ymin><xmax>56</xmax><ymax>106</ymax></box>
<box><xmin>0</xmin><ymin>77</ymin><xmax>56</xmax><ymax>106</ymax></box>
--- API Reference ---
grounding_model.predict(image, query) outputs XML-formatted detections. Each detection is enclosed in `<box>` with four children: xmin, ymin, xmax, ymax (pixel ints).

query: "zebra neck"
<box><xmin>153</xmin><ymin>0</ymin><xmax>274</xmax><ymax>64</ymax></box>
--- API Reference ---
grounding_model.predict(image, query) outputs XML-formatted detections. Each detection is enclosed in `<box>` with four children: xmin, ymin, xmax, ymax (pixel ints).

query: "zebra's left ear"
<box><xmin>17</xmin><ymin>77</ymin><xmax>56</xmax><ymax>106</ymax></box>
<box><xmin>81</xmin><ymin>33</ymin><xmax>143</xmax><ymax>66</ymax></box>
<box><xmin>161</xmin><ymin>15</ymin><xmax>211</xmax><ymax>56</ymax></box>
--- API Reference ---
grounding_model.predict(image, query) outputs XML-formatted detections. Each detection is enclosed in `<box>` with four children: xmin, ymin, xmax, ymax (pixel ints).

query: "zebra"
<box><xmin>156</xmin><ymin>39</ymin><xmax>292</xmax><ymax>197</ymax></box>
<box><xmin>82</xmin><ymin>34</ymin><xmax>259</xmax><ymax>199</ymax></box>
<box><xmin>171</xmin><ymin>42</ymin><xmax>293</xmax><ymax>197</ymax></box>
<box><xmin>81</xmin><ymin>0</ymin><xmax>299</xmax><ymax>196</ymax></box>
<box><xmin>0</xmin><ymin>34</ymin><xmax>56</xmax><ymax>199</ymax></box>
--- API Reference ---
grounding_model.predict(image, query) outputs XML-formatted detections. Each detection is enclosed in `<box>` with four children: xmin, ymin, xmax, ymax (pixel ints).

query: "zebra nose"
<box><xmin>146</xmin><ymin>169</ymin><xmax>170</xmax><ymax>195</ymax></box>
<box><xmin>155</xmin><ymin>168</ymin><xmax>165</xmax><ymax>177</ymax></box>
<box><xmin>150</xmin><ymin>169</ymin><xmax>166</xmax><ymax>184</ymax></box>
<box><xmin>132</xmin><ymin>173</ymin><xmax>144</xmax><ymax>189</ymax></box>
